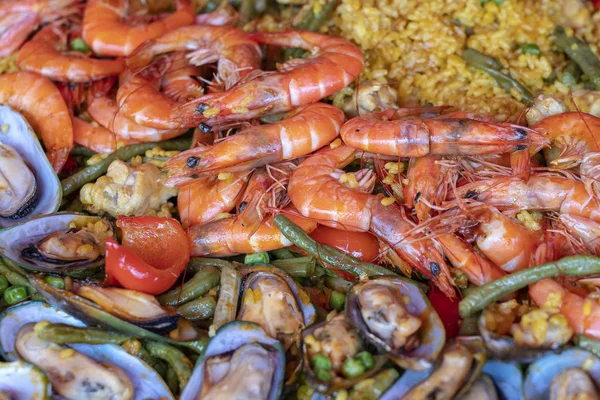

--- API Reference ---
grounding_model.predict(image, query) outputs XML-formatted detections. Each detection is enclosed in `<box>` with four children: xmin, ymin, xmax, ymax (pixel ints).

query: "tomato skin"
<box><xmin>427</xmin><ymin>283</ymin><xmax>461</xmax><ymax>338</ymax></box>
<box><xmin>105</xmin><ymin>217</ymin><xmax>190</xmax><ymax>295</ymax></box>
<box><xmin>309</xmin><ymin>225</ymin><xmax>379</xmax><ymax>263</ymax></box>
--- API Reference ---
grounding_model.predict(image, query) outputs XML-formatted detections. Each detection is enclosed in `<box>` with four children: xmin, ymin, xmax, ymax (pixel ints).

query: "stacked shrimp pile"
<box><xmin>5</xmin><ymin>0</ymin><xmax>600</xmax><ymax>343</ymax></box>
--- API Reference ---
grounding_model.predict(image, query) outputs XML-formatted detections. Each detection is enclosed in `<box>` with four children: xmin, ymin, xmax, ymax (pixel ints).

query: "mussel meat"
<box><xmin>0</xmin><ymin>143</ymin><xmax>38</xmax><ymax>219</ymax></box>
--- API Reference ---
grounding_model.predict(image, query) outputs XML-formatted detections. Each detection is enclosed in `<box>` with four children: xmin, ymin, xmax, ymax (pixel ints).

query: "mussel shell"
<box><xmin>180</xmin><ymin>321</ymin><xmax>285</xmax><ymax>400</ymax></box>
<box><xmin>0</xmin><ymin>361</ymin><xmax>50</xmax><ymax>399</ymax></box>
<box><xmin>0</xmin><ymin>213</ymin><xmax>110</xmax><ymax>274</ymax></box>
<box><xmin>482</xmin><ymin>360</ymin><xmax>524</xmax><ymax>400</ymax></box>
<box><xmin>524</xmin><ymin>348</ymin><xmax>600</xmax><ymax>400</ymax></box>
<box><xmin>301</xmin><ymin>316</ymin><xmax>388</xmax><ymax>394</ymax></box>
<box><xmin>0</xmin><ymin>301</ymin><xmax>174</xmax><ymax>400</ymax></box>
<box><xmin>345</xmin><ymin>276</ymin><xmax>445</xmax><ymax>371</ymax></box>
<box><xmin>0</xmin><ymin>106</ymin><xmax>61</xmax><ymax>227</ymax></box>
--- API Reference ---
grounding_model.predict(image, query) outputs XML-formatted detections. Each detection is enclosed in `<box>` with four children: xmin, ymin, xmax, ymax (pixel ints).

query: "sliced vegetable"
<box><xmin>555</xmin><ymin>26</ymin><xmax>600</xmax><ymax>89</ymax></box>
<box><xmin>309</xmin><ymin>225</ymin><xmax>380</xmax><ymax>262</ymax></box>
<box><xmin>521</xmin><ymin>43</ymin><xmax>540</xmax><ymax>55</ymax></box>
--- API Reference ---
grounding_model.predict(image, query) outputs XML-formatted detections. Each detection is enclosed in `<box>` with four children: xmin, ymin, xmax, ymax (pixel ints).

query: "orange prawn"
<box><xmin>558</xmin><ymin>214</ymin><xmax>600</xmax><ymax>256</ymax></box>
<box><xmin>0</xmin><ymin>71</ymin><xmax>72</xmax><ymax>172</ymax></box>
<box><xmin>161</xmin><ymin>52</ymin><xmax>204</xmax><ymax>102</ymax></box>
<box><xmin>403</xmin><ymin>156</ymin><xmax>450</xmax><ymax>222</ymax></box>
<box><xmin>82</xmin><ymin>0</ymin><xmax>195</xmax><ymax>57</ymax></box>
<box><xmin>72</xmin><ymin>116</ymin><xmax>135</xmax><ymax>153</ymax></box>
<box><xmin>173</xmin><ymin>30</ymin><xmax>364</xmax><ymax>127</ymax></box>
<box><xmin>163</xmin><ymin>103</ymin><xmax>344</xmax><ymax>186</ymax></box>
<box><xmin>287</xmin><ymin>144</ymin><xmax>456</xmax><ymax>298</ymax></box>
<box><xmin>188</xmin><ymin>210</ymin><xmax>317</xmax><ymax>257</ymax></box>
<box><xmin>17</xmin><ymin>21</ymin><xmax>125</xmax><ymax>82</ymax></box>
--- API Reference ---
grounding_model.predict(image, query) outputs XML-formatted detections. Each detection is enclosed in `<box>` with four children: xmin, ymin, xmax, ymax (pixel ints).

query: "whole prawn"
<box><xmin>0</xmin><ymin>71</ymin><xmax>72</xmax><ymax>172</ymax></box>
<box><xmin>164</xmin><ymin>103</ymin><xmax>345</xmax><ymax>186</ymax></box>
<box><xmin>82</xmin><ymin>0</ymin><xmax>195</xmax><ymax>57</ymax></box>
<box><xmin>287</xmin><ymin>144</ymin><xmax>456</xmax><ymax>298</ymax></box>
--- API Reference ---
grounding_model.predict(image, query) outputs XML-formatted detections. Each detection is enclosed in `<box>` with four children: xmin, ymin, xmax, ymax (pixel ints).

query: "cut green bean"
<box><xmin>145</xmin><ymin>341</ymin><xmax>193</xmax><ymax>392</ymax></box>
<box><xmin>38</xmin><ymin>324</ymin><xmax>130</xmax><ymax>345</ymax></box>
<box><xmin>158</xmin><ymin>266</ymin><xmax>220</xmax><ymax>306</ymax></box>
<box><xmin>165</xmin><ymin>366</ymin><xmax>179</xmax><ymax>394</ymax></box>
<box><xmin>324</xmin><ymin>275</ymin><xmax>353</xmax><ymax>293</ymax></box>
<box><xmin>70</xmin><ymin>145</ymin><xmax>96</xmax><ymax>157</ymax></box>
<box><xmin>270</xmin><ymin>248</ymin><xmax>296</xmax><ymax>260</ymax></box>
<box><xmin>555</xmin><ymin>26</ymin><xmax>600</xmax><ymax>89</ymax></box>
<box><xmin>463</xmin><ymin>48</ymin><xmax>534</xmax><ymax>103</ymax></box>
<box><xmin>459</xmin><ymin>255</ymin><xmax>600</xmax><ymax>318</ymax></box>
<box><xmin>244</xmin><ymin>252</ymin><xmax>270</xmax><ymax>265</ymax></box>
<box><xmin>349</xmin><ymin>368</ymin><xmax>400</xmax><ymax>400</ymax></box>
<box><xmin>575</xmin><ymin>334</ymin><xmax>600</xmax><ymax>358</ymax></box>
<box><xmin>2</xmin><ymin>258</ymin><xmax>27</xmax><ymax>278</ymax></box>
<box><xmin>0</xmin><ymin>262</ymin><xmax>35</xmax><ymax>294</ymax></box>
<box><xmin>187</xmin><ymin>257</ymin><xmax>236</xmax><ymax>272</ymax></box>
<box><xmin>177</xmin><ymin>295</ymin><xmax>216</xmax><ymax>321</ymax></box>
<box><xmin>0</xmin><ymin>276</ymin><xmax>8</xmax><ymax>296</ymax></box>
<box><xmin>285</xmin><ymin>0</ymin><xmax>340</xmax><ymax>60</ymax></box>
<box><xmin>274</xmin><ymin>215</ymin><xmax>395</xmax><ymax>278</ymax></box>
<box><xmin>61</xmin><ymin>138</ymin><xmax>191</xmax><ymax>196</ymax></box>
<box><xmin>272</xmin><ymin>257</ymin><xmax>317</xmax><ymax>278</ymax></box>
<box><xmin>211</xmin><ymin>265</ymin><xmax>241</xmax><ymax>332</ymax></box>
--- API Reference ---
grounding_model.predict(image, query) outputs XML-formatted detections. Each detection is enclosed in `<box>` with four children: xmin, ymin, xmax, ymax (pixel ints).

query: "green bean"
<box><xmin>165</xmin><ymin>367</ymin><xmax>179</xmax><ymax>395</ymax></box>
<box><xmin>0</xmin><ymin>276</ymin><xmax>8</xmax><ymax>295</ymax></box>
<box><xmin>324</xmin><ymin>275</ymin><xmax>353</xmax><ymax>293</ymax></box>
<box><xmin>574</xmin><ymin>334</ymin><xmax>600</xmax><ymax>358</ymax></box>
<box><xmin>177</xmin><ymin>295</ymin><xmax>217</xmax><ymax>321</ymax></box>
<box><xmin>145</xmin><ymin>341</ymin><xmax>193</xmax><ymax>392</ymax></box>
<box><xmin>211</xmin><ymin>265</ymin><xmax>241</xmax><ymax>332</ymax></box>
<box><xmin>463</xmin><ymin>48</ymin><xmax>534</xmax><ymax>104</ymax></box>
<box><xmin>70</xmin><ymin>145</ymin><xmax>96</xmax><ymax>157</ymax></box>
<box><xmin>272</xmin><ymin>257</ymin><xmax>317</xmax><ymax>278</ymax></box>
<box><xmin>462</xmin><ymin>48</ymin><xmax>503</xmax><ymax>70</ymax></box>
<box><xmin>38</xmin><ymin>324</ymin><xmax>130</xmax><ymax>345</ymax></box>
<box><xmin>459</xmin><ymin>255</ymin><xmax>600</xmax><ymax>318</ymax></box>
<box><xmin>0</xmin><ymin>262</ymin><xmax>35</xmax><ymax>294</ymax></box>
<box><xmin>244</xmin><ymin>252</ymin><xmax>270</xmax><ymax>265</ymax></box>
<box><xmin>2</xmin><ymin>258</ymin><xmax>27</xmax><ymax>278</ymax></box>
<box><xmin>270</xmin><ymin>248</ymin><xmax>296</xmax><ymax>260</ymax></box>
<box><xmin>555</xmin><ymin>26</ymin><xmax>600</xmax><ymax>89</ymax></box>
<box><xmin>187</xmin><ymin>257</ymin><xmax>236</xmax><ymax>272</ymax></box>
<box><xmin>158</xmin><ymin>266</ymin><xmax>220</xmax><ymax>306</ymax></box>
<box><xmin>61</xmin><ymin>138</ymin><xmax>191</xmax><ymax>197</ymax></box>
<box><xmin>285</xmin><ymin>0</ymin><xmax>340</xmax><ymax>60</ymax></box>
<box><xmin>349</xmin><ymin>369</ymin><xmax>400</xmax><ymax>400</ymax></box>
<box><xmin>274</xmin><ymin>215</ymin><xmax>394</xmax><ymax>278</ymax></box>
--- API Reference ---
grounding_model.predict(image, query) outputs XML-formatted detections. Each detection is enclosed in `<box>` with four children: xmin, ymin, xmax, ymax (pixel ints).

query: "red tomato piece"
<box><xmin>427</xmin><ymin>283</ymin><xmax>461</xmax><ymax>338</ymax></box>
<box><xmin>309</xmin><ymin>224</ymin><xmax>380</xmax><ymax>263</ymax></box>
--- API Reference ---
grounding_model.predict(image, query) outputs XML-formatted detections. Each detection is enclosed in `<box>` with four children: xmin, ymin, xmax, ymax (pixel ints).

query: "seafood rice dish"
<box><xmin>2</xmin><ymin>0</ymin><xmax>600</xmax><ymax>399</ymax></box>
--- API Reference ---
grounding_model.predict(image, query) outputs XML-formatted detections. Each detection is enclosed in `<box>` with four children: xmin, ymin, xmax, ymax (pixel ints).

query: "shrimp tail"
<box><xmin>510</xmin><ymin>149</ymin><xmax>531</xmax><ymax>181</ymax></box>
<box><xmin>48</xmin><ymin>147</ymin><xmax>70</xmax><ymax>173</ymax></box>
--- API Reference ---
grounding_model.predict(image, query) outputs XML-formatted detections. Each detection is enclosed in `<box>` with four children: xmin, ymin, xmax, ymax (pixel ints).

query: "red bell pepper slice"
<box><xmin>105</xmin><ymin>216</ymin><xmax>190</xmax><ymax>295</ymax></box>
<box><xmin>427</xmin><ymin>282</ymin><xmax>461</xmax><ymax>338</ymax></box>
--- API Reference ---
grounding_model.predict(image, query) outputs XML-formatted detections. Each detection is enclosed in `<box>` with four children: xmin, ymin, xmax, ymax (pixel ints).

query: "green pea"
<box><xmin>316</xmin><ymin>369</ymin><xmax>332</xmax><ymax>382</ymax></box>
<box><xmin>44</xmin><ymin>276</ymin><xmax>65</xmax><ymax>290</ymax></box>
<box><xmin>522</xmin><ymin>43</ymin><xmax>541</xmax><ymax>56</ymax></box>
<box><xmin>356</xmin><ymin>351</ymin><xmax>375</xmax><ymax>370</ymax></box>
<box><xmin>4</xmin><ymin>286</ymin><xmax>27</xmax><ymax>305</ymax></box>
<box><xmin>0</xmin><ymin>275</ymin><xmax>8</xmax><ymax>295</ymax></box>
<box><xmin>310</xmin><ymin>354</ymin><xmax>332</xmax><ymax>371</ymax></box>
<box><xmin>343</xmin><ymin>357</ymin><xmax>366</xmax><ymax>378</ymax></box>
<box><xmin>70</xmin><ymin>38</ymin><xmax>90</xmax><ymax>52</ymax></box>
<box><xmin>244</xmin><ymin>252</ymin><xmax>270</xmax><ymax>265</ymax></box>
<box><xmin>329</xmin><ymin>291</ymin><xmax>346</xmax><ymax>311</ymax></box>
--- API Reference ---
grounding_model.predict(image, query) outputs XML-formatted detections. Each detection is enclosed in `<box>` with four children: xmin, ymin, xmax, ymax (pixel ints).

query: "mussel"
<box><xmin>0</xmin><ymin>106</ymin><xmax>61</xmax><ymax>226</ymax></box>
<box><xmin>180</xmin><ymin>321</ymin><xmax>285</xmax><ymax>400</ymax></box>
<box><xmin>0</xmin><ymin>213</ymin><xmax>113</xmax><ymax>275</ymax></box>
<box><xmin>0</xmin><ymin>301</ymin><xmax>174</xmax><ymax>400</ymax></box>
<box><xmin>345</xmin><ymin>277</ymin><xmax>445</xmax><ymax>370</ymax></box>
<box><xmin>0</xmin><ymin>361</ymin><xmax>50</xmax><ymax>400</ymax></box>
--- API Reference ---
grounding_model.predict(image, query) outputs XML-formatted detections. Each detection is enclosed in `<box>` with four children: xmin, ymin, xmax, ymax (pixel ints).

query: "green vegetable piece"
<box><xmin>38</xmin><ymin>324</ymin><xmax>130</xmax><ymax>345</ymax></box>
<box><xmin>462</xmin><ymin>49</ymin><xmax>502</xmax><ymax>70</ymax></box>
<box><xmin>157</xmin><ymin>266</ymin><xmax>220</xmax><ymax>306</ymax></box>
<box><xmin>70</xmin><ymin>38</ymin><xmax>90</xmax><ymax>52</ymax></box>
<box><xmin>272</xmin><ymin>256</ymin><xmax>317</xmax><ymax>278</ymax></box>
<box><xmin>44</xmin><ymin>276</ymin><xmax>65</xmax><ymax>290</ymax></box>
<box><xmin>561</xmin><ymin>62</ymin><xmax>583</xmax><ymax>87</ymax></box>
<box><xmin>177</xmin><ymin>295</ymin><xmax>216</xmax><ymax>321</ymax></box>
<box><xmin>492</xmin><ymin>0</ymin><xmax>503</xmax><ymax>4</ymax></box>
<box><xmin>343</xmin><ymin>357</ymin><xmax>366</xmax><ymax>378</ymax></box>
<box><xmin>244</xmin><ymin>252</ymin><xmax>270</xmax><ymax>265</ymax></box>
<box><xmin>522</xmin><ymin>43</ymin><xmax>541</xmax><ymax>56</ymax></box>
<box><xmin>4</xmin><ymin>286</ymin><xmax>27</xmax><ymax>305</ymax></box>
<box><xmin>0</xmin><ymin>275</ymin><xmax>8</xmax><ymax>295</ymax></box>
<box><xmin>316</xmin><ymin>369</ymin><xmax>333</xmax><ymax>382</ymax></box>
<box><xmin>145</xmin><ymin>341</ymin><xmax>193</xmax><ymax>392</ymax></box>
<box><xmin>555</xmin><ymin>26</ymin><xmax>600</xmax><ymax>89</ymax></box>
<box><xmin>349</xmin><ymin>369</ymin><xmax>400</xmax><ymax>400</ymax></box>
<box><xmin>310</xmin><ymin>354</ymin><xmax>332</xmax><ymax>371</ymax></box>
<box><xmin>459</xmin><ymin>255</ymin><xmax>600</xmax><ymax>318</ymax></box>
<box><xmin>329</xmin><ymin>290</ymin><xmax>346</xmax><ymax>311</ymax></box>
<box><xmin>356</xmin><ymin>351</ymin><xmax>375</xmax><ymax>370</ymax></box>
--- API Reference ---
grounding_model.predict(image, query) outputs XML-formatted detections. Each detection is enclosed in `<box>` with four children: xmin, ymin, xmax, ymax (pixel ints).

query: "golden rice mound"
<box><xmin>332</xmin><ymin>0</ymin><xmax>600</xmax><ymax>119</ymax></box>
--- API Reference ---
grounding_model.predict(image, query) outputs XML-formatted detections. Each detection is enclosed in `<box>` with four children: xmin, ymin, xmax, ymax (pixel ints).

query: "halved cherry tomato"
<box><xmin>309</xmin><ymin>224</ymin><xmax>380</xmax><ymax>263</ymax></box>
<box><xmin>105</xmin><ymin>216</ymin><xmax>190</xmax><ymax>295</ymax></box>
<box><xmin>427</xmin><ymin>283</ymin><xmax>461</xmax><ymax>338</ymax></box>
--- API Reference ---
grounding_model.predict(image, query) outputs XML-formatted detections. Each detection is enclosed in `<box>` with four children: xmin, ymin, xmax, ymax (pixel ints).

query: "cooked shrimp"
<box><xmin>72</xmin><ymin>116</ymin><xmax>123</xmax><ymax>153</ymax></box>
<box><xmin>178</xmin><ymin>171</ymin><xmax>252</xmax><ymax>229</ymax></box>
<box><xmin>120</xmin><ymin>25</ymin><xmax>261</xmax><ymax>129</ymax></box>
<box><xmin>164</xmin><ymin>103</ymin><xmax>344</xmax><ymax>186</ymax></box>
<box><xmin>195</xmin><ymin>4</ymin><xmax>240</xmax><ymax>27</ymax></box>
<box><xmin>455</xmin><ymin>175</ymin><xmax>600</xmax><ymax>222</ymax></box>
<box><xmin>82</xmin><ymin>0</ymin><xmax>195</xmax><ymax>57</ymax></box>
<box><xmin>161</xmin><ymin>53</ymin><xmax>204</xmax><ymax>102</ymax></box>
<box><xmin>188</xmin><ymin>210</ymin><xmax>317</xmax><ymax>256</ymax></box>
<box><xmin>87</xmin><ymin>79</ymin><xmax>186</xmax><ymax>142</ymax></box>
<box><xmin>174</xmin><ymin>30</ymin><xmax>364</xmax><ymax>127</ymax></box>
<box><xmin>532</xmin><ymin>112</ymin><xmax>600</xmax><ymax>169</ymax></box>
<box><xmin>403</xmin><ymin>156</ymin><xmax>450</xmax><ymax>222</ymax></box>
<box><xmin>340</xmin><ymin>108</ymin><xmax>549</xmax><ymax>157</ymax></box>
<box><xmin>0</xmin><ymin>71</ymin><xmax>72</xmax><ymax>172</ymax></box>
<box><xmin>558</xmin><ymin>214</ymin><xmax>600</xmax><ymax>256</ymax></box>
<box><xmin>530</xmin><ymin>279</ymin><xmax>600</xmax><ymax>340</ymax></box>
<box><xmin>17</xmin><ymin>22</ymin><xmax>125</xmax><ymax>82</ymax></box>
<box><xmin>580</xmin><ymin>152</ymin><xmax>600</xmax><ymax>198</ymax></box>
<box><xmin>288</xmin><ymin>144</ymin><xmax>455</xmax><ymax>297</ymax></box>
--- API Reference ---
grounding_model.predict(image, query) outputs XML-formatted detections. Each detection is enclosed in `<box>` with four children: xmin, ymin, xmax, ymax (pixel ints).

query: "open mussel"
<box><xmin>345</xmin><ymin>277</ymin><xmax>445</xmax><ymax>370</ymax></box>
<box><xmin>301</xmin><ymin>314</ymin><xmax>387</xmax><ymax>394</ymax></box>
<box><xmin>181</xmin><ymin>321</ymin><xmax>285</xmax><ymax>400</ymax></box>
<box><xmin>524</xmin><ymin>348</ymin><xmax>600</xmax><ymax>400</ymax></box>
<box><xmin>0</xmin><ymin>301</ymin><xmax>174</xmax><ymax>400</ymax></box>
<box><xmin>0</xmin><ymin>361</ymin><xmax>50</xmax><ymax>399</ymax></box>
<box><xmin>0</xmin><ymin>106</ymin><xmax>61</xmax><ymax>226</ymax></box>
<box><xmin>0</xmin><ymin>213</ymin><xmax>114</xmax><ymax>275</ymax></box>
